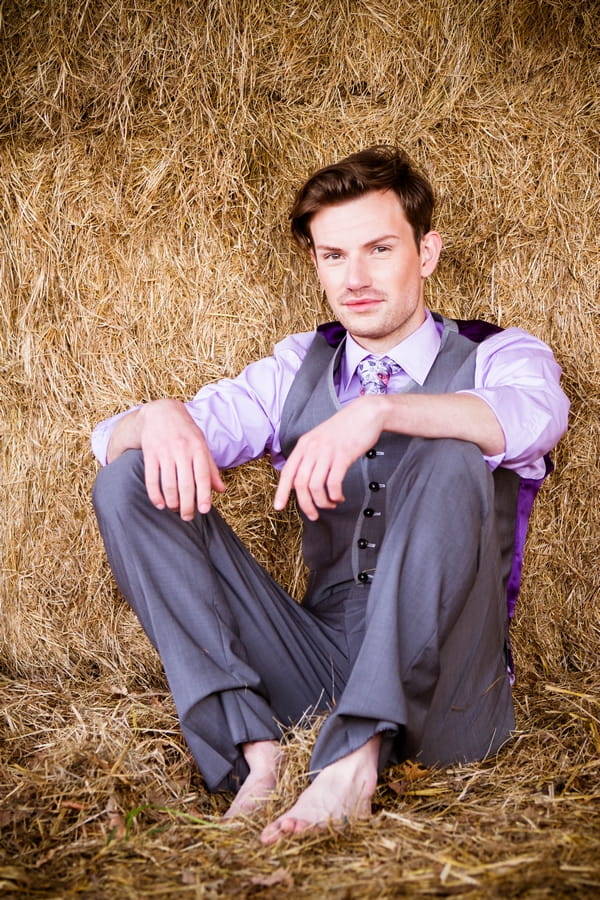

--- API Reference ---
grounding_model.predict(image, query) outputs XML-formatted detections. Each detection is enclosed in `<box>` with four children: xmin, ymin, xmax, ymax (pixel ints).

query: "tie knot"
<box><xmin>357</xmin><ymin>356</ymin><xmax>400</xmax><ymax>395</ymax></box>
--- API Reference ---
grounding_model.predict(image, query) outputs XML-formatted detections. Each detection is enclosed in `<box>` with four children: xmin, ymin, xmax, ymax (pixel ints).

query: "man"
<box><xmin>92</xmin><ymin>146</ymin><xmax>569</xmax><ymax>844</ymax></box>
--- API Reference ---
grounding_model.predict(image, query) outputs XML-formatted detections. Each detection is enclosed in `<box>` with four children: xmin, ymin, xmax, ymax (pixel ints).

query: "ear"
<box><xmin>420</xmin><ymin>231</ymin><xmax>442</xmax><ymax>277</ymax></box>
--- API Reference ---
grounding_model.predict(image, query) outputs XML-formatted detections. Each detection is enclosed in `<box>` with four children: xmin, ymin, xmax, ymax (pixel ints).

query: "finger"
<box><xmin>158</xmin><ymin>460</ymin><xmax>182</xmax><ymax>512</ymax></box>
<box><xmin>192</xmin><ymin>453</ymin><xmax>216</xmax><ymax>515</ymax></box>
<box><xmin>324</xmin><ymin>458</ymin><xmax>349</xmax><ymax>504</ymax></box>
<box><xmin>305</xmin><ymin>457</ymin><xmax>338</xmax><ymax>511</ymax></box>
<box><xmin>273</xmin><ymin>456</ymin><xmax>298</xmax><ymax>511</ymax></box>
<box><xmin>191</xmin><ymin>448</ymin><xmax>226</xmax><ymax>515</ymax></box>
<box><xmin>291</xmin><ymin>460</ymin><xmax>321</xmax><ymax>521</ymax></box>
<box><xmin>207</xmin><ymin>455</ymin><xmax>226</xmax><ymax>494</ymax></box>
<box><xmin>144</xmin><ymin>453</ymin><xmax>166</xmax><ymax>509</ymax></box>
<box><xmin>175</xmin><ymin>459</ymin><xmax>199</xmax><ymax>521</ymax></box>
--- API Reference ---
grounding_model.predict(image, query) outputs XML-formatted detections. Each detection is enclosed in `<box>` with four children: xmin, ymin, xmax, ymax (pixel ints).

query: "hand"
<box><xmin>136</xmin><ymin>399</ymin><xmax>225</xmax><ymax>520</ymax></box>
<box><xmin>274</xmin><ymin>397</ymin><xmax>385</xmax><ymax>521</ymax></box>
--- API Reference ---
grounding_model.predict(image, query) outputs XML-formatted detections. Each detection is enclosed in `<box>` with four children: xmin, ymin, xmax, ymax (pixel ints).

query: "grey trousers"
<box><xmin>93</xmin><ymin>439</ymin><xmax>515</xmax><ymax>792</ymax></box>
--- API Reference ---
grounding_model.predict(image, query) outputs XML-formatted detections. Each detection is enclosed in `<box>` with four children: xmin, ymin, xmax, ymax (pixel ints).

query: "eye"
<box><xmin>373</xmin><ymin>245</ymin><xmax>390</xmax><ymax>254</ymax></box>
<box><xmin>323</xmin><ymin>252</ymin><xmax>342</xmax><ymax>261</ymax></box>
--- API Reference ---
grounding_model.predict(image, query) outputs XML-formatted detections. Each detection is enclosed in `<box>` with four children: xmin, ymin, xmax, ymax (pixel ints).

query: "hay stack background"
<box><xmin>1</xmin><ymin>0</ymin><xmax>598</xmax><ymax>896</ymax></box>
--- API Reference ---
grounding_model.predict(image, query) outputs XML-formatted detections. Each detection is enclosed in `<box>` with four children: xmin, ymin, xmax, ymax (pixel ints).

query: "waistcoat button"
<box><xmin>369</xmin><ymin>481</ymin><xmax>380</xmax><ymax>491</ymax></box>
<box><xmin>365</xmin><ymin>448</ymin><xmax>376</xmax><ymax>459</ymax></box>
<box><xmin>363</xmin><ymin>508</ymin><xmax>375</xmax><ymax>518</ymax></box>
<box><xmin>358</xmin><ymin>571</ymin><xmax>370</xmax><ymax>583</ymax></box>
<box><xmin>357</xmin><ymin>538</ymin><xmax>368</xmax><ymax>549</ymax></box>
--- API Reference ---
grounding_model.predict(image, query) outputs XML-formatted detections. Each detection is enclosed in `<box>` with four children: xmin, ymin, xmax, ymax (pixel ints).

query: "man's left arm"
<box><xmin>275</xmin><ymin>328</ymin><xmax>570</xmax><ymax>520</ymax></box>
<box><xmin>274</xmin><ymin>391</ymin><xmax>505</xmax><ymax>520</ymax></box>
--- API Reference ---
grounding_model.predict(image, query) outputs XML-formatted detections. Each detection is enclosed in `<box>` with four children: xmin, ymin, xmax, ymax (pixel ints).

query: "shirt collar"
<box><xmin>341</xmin><ymin>309</ymin><xmax>442</xmax><ymax>390</ymax></box>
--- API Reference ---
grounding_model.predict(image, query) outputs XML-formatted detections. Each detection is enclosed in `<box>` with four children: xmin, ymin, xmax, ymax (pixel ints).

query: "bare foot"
<box><xmin>260</xmin><ymin>735</ymin><xmax>381</xmax><ymax>844</ymax></box>
<box><xmin>222</xmin><ymin>740</ymin><xmax>283</xmax><ymax>820</ymax></box>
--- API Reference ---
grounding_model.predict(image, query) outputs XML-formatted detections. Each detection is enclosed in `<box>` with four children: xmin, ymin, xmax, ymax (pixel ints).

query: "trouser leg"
<box><xmin>310</xmin><ymin>438</ymin><xmax>514</xmax><ymax>774</ymax></box>
<box><xmin>93</xmin><ymin>450</ymin><xmax>349</xmax><ymax>791</ymax></box>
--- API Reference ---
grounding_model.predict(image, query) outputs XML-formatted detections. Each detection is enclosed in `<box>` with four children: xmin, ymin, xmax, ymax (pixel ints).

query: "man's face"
<box><xmin>309</xmin><ymin>190</ymin><xmax>441</xmax><ymax>352</ymax></box>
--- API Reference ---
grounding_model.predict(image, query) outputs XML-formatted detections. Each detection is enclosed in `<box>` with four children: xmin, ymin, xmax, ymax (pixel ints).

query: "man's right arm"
<box><xmin>106</xmin><ymin>399</ymin><xmax>225</xmax><ymax>520</ymax></box>
<box><xmin>92</xmin><ymin>330</ymin><xmax>315</xmax><ymax>519</ymax></box>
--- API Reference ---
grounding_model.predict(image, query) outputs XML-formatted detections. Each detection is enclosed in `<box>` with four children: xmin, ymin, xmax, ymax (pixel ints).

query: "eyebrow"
<box><xmin>314</xmin><ymin>233</ymin><xmax>400</xmax><ymax>252</ymax></box>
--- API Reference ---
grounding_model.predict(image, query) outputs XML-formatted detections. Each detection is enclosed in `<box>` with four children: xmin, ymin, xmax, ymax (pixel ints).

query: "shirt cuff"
<box><xmin>90</xmin><ymin>407</ymin><xmax>141</xmax><ymax>465</ymax></box>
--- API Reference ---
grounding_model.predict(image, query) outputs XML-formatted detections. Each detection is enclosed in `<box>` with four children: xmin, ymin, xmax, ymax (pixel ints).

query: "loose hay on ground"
<box><xmin>1</xmin><ymin>0</ymin><xmax>599</xmax><ymax>896</ymax></box>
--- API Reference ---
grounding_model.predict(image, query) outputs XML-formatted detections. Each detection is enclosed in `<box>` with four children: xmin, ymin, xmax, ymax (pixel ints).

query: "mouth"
<box><xmin>342</xmin><ymin>296</ymin><xmax>383</xmax><ymax>310</ymax></box>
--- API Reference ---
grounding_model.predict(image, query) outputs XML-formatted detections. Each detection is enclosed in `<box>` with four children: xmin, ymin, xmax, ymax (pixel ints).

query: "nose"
<box><xmin>345</xmin><ymin>254</ymin><xmax>371</xmax><ymax>292</ymax></box>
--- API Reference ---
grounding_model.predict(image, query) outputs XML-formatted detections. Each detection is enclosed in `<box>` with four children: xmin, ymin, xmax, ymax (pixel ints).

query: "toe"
<box><xmin>260</xmin><ymin>821</ymin><xmax>284</xmax><ymax>845</ymax></box>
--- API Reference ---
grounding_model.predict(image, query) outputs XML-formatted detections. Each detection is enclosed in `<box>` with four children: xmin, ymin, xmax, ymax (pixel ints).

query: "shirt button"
<box><xmin>357</xmin><ymin>538</ymin><xmax>368</xmax><ymax>549</ymax></box>
<box><xmin>365</xmin><ymin>448</ymin><xmax>376</xmax><ymax>459</ymax></box>
<box><xmin>363</xmin><ymin>508</ymin><xmax>375</xmax><ymax>518</ymax></box>
<box><xmin>358</xmin><ymin>571</ymin><xmax>370</xmax><ymax>583</ymax></box>
<box><xmin>369</xmin><ymin>481</ymin><xmax>380</xmax><ymax>492</ymax></box>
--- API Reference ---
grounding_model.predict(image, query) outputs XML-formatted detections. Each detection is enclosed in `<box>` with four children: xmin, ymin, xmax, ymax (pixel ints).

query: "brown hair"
<box><xmin>290</xmin><ymin>145</ymin><xmax>435</xmax><ymax>252</ymax></box>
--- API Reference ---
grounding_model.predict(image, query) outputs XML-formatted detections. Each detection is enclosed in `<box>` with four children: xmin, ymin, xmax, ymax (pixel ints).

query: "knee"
<box><xmin>92</xmin><ymin>449</ymin><xmax>147</xmax><ymax>521</ymax></box>
<box><xmin>427</xmin><ymin>438</ymin><xmax>488</xmax><ymax>481</ymax></box>
<box><xmin>438</xmin><ymin>439</ymin><xmax>493</xmax><ymax>511</ymax></box>
<box><xmin>397</xmin><ymin>438</ymin><xmax>493</xmax><ymax>517</ymax></box>
<box><xmin>414</xmin><ymin>436</ymin><xmax>483</xmax><ymax>469</ymax></box>
<box><xmin>413</xmin><ymin>437</ymin><xmax>489</xmax><ymax>481</ymax></box>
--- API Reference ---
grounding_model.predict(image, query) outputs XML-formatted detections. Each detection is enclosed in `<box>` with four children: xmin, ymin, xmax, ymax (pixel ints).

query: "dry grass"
<box><xmin>1</xmin><ymin>0</ymin><xmax>599</xmax><ymax>895</ymax></box>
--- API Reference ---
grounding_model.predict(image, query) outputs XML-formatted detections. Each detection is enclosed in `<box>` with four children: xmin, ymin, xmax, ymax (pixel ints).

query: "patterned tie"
<box><xmin>356</xmin><ymin>356</ymin><xmax>401</xmax><ymax>395</ymax></box>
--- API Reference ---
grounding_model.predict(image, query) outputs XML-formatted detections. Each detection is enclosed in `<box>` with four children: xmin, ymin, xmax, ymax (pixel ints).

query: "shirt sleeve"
<box><xmin>90</xmin><ymin>332</ymin><xmax>314</xmax><ymax>468</ymax></box>
<box><xmin>91</xmin><ymin>407</ymin><xmax>142</xmax><ymax>467</ymax></box>
<box><xmin>461</xmin><ymin>327</ymin><xmax>570</xmax><ymax>479</ymax></box>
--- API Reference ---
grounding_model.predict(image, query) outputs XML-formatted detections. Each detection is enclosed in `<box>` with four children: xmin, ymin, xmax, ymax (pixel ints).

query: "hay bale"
<box><xmin>1</xmin><ymin>0</ymin><xmax>598</xmax><ymax>895</ymax></box>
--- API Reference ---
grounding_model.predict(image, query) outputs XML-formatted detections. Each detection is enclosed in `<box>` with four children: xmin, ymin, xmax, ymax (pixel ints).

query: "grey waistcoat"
<box><xmin>279</xmin><ymin>315</ymin><xmax>520</xmax><ymax>603</ymax></box>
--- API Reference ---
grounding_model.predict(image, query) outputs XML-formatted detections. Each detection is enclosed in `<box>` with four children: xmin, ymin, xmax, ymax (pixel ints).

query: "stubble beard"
<box><xmin>335</xmin><ymin>290</ymin><xmax>424</xmax><ymax>347</ymax></box>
